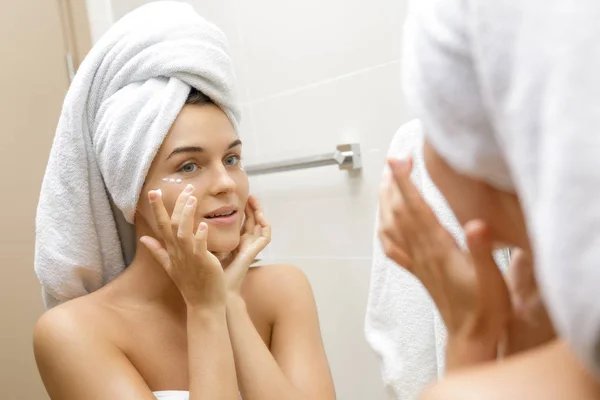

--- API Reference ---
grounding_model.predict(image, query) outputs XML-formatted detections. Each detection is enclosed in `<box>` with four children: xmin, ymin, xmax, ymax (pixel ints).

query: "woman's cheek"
<box><xmin>161</xmin><ymin>186</ymin><xmax>185</xmax><ymax>214</ymax></box>
<box><xmin>235</xmin><ymin>172</ymin><xmax>250</xmax><ymax>200</ymax></box>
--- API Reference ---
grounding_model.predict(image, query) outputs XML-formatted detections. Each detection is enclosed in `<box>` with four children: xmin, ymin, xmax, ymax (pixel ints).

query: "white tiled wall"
<box><xmin>99</xmin><ymin>1</ymin><xmax>413</xmax><ymax>398</ymax></box>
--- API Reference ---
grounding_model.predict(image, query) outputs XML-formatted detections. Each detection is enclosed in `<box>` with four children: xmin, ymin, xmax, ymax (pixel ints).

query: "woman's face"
<box><xmin>423</xmin><ymin>138</ymin><xmax>531</xmax><ymax>252</ymax></box>
<box><xmin>137</xmin><ymin>103</ymin><xmax>249</xmax><ymax>253</ymax></box>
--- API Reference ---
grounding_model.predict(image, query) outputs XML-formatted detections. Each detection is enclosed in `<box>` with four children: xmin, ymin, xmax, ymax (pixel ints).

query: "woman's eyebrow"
<box><xmin>166</xmin><ymin>146</ymin><xmax>203</xmax><ymax>160</ymax></box>
<box><xmin>166</xmin><ymin>139</ymin><xmax>242</xmax><ymax>160</ymax></box>
<box><xmin>228</xmin><ymin>139</ymin><xmax>242</xmax><ymax>149</ymax></box>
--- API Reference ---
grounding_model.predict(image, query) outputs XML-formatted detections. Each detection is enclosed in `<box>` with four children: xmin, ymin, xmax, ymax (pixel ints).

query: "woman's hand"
<box><xmin>503</xmin><ymin>249</ymin><xmax>556</xmax><ymax>355</ymax></box>
<box><xmin>379</xmin><ymin>158</ymin><xmax>512</xmax><ymax>368</ymax></box>
<box><xmin>140</xmin><ymin>185</ymin><xmax>226</xmax><ymax>308</ymax></box>
<box><xmin>224</xmin><ymin>195</ymin><xmax>271</xmax><ymax>296</ymax></box>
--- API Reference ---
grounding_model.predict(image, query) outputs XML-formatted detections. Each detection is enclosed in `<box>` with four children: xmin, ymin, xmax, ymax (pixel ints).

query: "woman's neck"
<box><xmin>110</xmin><ymin>222</ymin><xmax>234</xmax><ymax>316</ymax></box>
<box><xmin>116</xmin><ymin>244</ymin><xmax>187</xmax><ymax>315</ymax></box>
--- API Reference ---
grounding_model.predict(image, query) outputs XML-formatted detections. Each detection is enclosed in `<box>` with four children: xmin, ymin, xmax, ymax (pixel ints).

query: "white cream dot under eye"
<box><xmin>161</xmin><ymin>177</ymin><xmax>183</xmax><ymax>184</ymax></box>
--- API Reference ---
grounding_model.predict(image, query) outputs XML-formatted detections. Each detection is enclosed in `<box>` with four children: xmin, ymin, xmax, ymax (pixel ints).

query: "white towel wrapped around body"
<box><xmin>35</xmin><ymin>1</ymin><xmax>240</xmax><ymax>308</ymax></box>
<box><xmin>365</xmin><ymin>120</ymin><xmax>509</xmax><ymax>399</ymax></box>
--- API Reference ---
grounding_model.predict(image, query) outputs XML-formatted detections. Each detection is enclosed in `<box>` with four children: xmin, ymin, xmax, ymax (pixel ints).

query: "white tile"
<box><xmin>110</xmin><ymin>0</ymin><xmax>149</xmax><ymax>20</ymax></box>
<box><xmin>86</xmin><ymin>0</ymin><xmax>115</xmax><ymax>43</ymax></box>
<box><xmin>232</xmin><ymin>0</ymin><xmax>408</xmax><ymax>99</ymax></box>
<box><xmin>249</xmin><ymin>61</ymin><xmax>408</xmax><ymax>158</ymax></box>
<box><xmin>111</xmin><ymin>0</ymin><xmax>233</xmax><ymax>33</ymax></box>
<box><xmin>239</xmin><ymin>104</ymin><xmax>259</xmax><ymax>163</ymax></box>
<box><xmin>260</xmin><ymin>258</ymin><xmax>387</xmax><ymax>400</ymax></box>
<box><xmin>247</xmin><ymin>62</ymin><xmax>412</xmax><ymax>258</ymax></box>
<box><xmin>185</xmin><ymin>0</ymin><xmax>250</xmax><ymax>102</ymax></box>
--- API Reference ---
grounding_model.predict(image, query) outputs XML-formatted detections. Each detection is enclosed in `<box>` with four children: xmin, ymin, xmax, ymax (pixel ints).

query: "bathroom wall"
<box><xmin>97</xmin><ymin>1</ymin><xmax>413</xmax><ymax>398</ymax></box>
<box><xmin>1</xmin><ymin>1</ymin><xmax>91</xmax><ymax>398</ymax></box>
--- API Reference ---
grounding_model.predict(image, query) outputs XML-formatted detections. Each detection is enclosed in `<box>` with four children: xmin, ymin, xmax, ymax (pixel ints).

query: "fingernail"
<box><xmin>382</xmin><ymin>170</ymin><xmax>392</xmax><ymax>185</ymax></box>
<box><xmin>392</xmin><ymin>159</ymin><xmax>410</xmax><ymax>173</ymax></box>
<box><xmin>184</xmin><ymin>184</ymin><xmax>194</xmax><ymax>193</ymax></box>
<box><xmin>198</xmin><ymin>222</ymin><xmax>207</xmax><ymax>231</ymax></box>
<box><xmin>148</xmin><ymin>190</ymin><xmax>161</xmax><ymax>200</ymax></box>
<box><xmin>186</xmin><ymin>196</ymin><xmax>196</xmax><ymax>206</ymax></box>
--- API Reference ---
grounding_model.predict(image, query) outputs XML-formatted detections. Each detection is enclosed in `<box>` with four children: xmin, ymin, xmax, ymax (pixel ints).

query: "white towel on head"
<box><xmin>403</xmin><ymin>0</ymin><xmax>600</xmax><ymax>379</ymax></box>
<box><xmin>35</xmin><ymin>1</ymin><xmax>240</xmax><ymax>309</ymax></box>
<box><xmin>365</xmin><ymin>119</ymin><xmax>510</xmax><ymax>399</ymax></box>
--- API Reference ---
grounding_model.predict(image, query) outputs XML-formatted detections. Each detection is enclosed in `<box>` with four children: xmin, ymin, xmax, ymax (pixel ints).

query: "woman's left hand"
<box><xmin>224</xmin><ymin>195</ymin><xmax>271</xmax><ymax>296</ymax></box>
<box><xmin>379</xmin><ymin>158</ymin><xmax>512</xmax><ymax>368</ymax></box>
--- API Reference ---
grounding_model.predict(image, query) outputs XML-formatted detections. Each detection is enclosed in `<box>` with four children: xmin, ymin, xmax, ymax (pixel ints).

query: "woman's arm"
<box><xmin>142</xmin><ymin>187</ymin><xmax>239</xmax><ymax>399</ymax></box>
<box><xmin>227</xmin><ymin>265</ymin><xmax>336</xmax><ymax>400</ymax></box>
<box><xmin>187</xmin><ymin>305</ymin><xmax>238</xmax><ymax>400</ymax></box>
<box><xmin>34</xmin><ymin>308</ymin><xmax>157</xmax><ymax>400</ymax></box>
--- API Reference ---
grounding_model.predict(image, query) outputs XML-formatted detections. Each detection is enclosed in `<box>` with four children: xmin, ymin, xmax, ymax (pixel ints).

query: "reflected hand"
<box><xmin>378</xmin><ymin>158</ymin><xmax>512</xmax><ymax>368</ymax></box>
<box><xmin>503</xmin><ymin>249</ymin><xmax>556</xmax><ymax>355</ymax></box>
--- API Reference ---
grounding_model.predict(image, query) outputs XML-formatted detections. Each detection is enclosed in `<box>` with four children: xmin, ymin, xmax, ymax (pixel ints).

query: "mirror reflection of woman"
<box><xmin>33</xmin><ymin>4</ymin><xmax>335</xmax><ymax>400</ymax></box>
<box><xmin>378</xmin><ymin>0</ymin><xmax>600</xmax><ymax>398</ymax></box>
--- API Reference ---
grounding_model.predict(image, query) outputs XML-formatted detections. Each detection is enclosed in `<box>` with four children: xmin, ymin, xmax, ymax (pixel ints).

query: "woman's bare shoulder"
<box><xmin>33</xmin><ymin>295</ymin><xmax>122</xmax><ymax>361</ymax></box>
<box><xmin>243</xmin><ymin>264</ymin><xmax>315</xmax><ymax>314</ymax></box>
<box><xmin>245</xmin><ymin>264</ymin><xmax>310</xmax><ymax>291</ymax></box>
<box><xmin>33</xmin><ymin>296</ymin><xmax>158</xmax><ymax>398</ymax></box>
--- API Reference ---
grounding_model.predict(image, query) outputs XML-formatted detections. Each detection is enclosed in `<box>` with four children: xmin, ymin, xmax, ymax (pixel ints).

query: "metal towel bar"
<box><xmin>244</xmin><ymin>143</ymin><xmax>362</xmax><ymax>176</ymax></box>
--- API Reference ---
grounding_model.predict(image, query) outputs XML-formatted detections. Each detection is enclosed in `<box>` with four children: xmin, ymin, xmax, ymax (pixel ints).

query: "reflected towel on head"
<box><xmin>35</xmin><ymin>1</ymin><xmax>240</xmax><ymax>308</ymax></box>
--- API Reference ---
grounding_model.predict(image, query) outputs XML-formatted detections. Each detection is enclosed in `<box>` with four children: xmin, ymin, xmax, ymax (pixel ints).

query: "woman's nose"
<box><xmin>208</xmin><ymin>164</ymin><xmax>236</xmax><ymax>195</ymax></box>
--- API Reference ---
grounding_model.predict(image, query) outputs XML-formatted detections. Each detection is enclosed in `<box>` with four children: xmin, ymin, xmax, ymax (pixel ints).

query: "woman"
<box><xmin>32</xmin><ymin>3</ymin><xmax>335</xmax><ymax>399</ymax></box>
<box><xmin>379</xmin><ymin>0</ymin><xmax>600</xmax><ymax>398</ymax></box>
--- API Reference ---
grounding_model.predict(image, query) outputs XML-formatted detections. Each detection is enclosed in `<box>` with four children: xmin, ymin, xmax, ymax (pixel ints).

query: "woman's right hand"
<box><xmin>140</xmin><ymin>185</ymin><xmax>226</xmax><ymax>308</ymax></box>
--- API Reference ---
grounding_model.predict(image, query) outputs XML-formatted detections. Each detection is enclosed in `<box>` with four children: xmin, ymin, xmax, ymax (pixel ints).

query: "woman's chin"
<box><xmin>207</xmin><ymin>235</ymin><xmax>240</xmax><ymax>254</ymax></box>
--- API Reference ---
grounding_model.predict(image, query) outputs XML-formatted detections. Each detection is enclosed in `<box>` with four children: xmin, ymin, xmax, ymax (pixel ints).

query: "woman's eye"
<box><xmin>224</xmin><ymin>155</ymin><xmax>241</xmax><ymax>166</ymax></box>
<box><xmin>179</xmin><ymin>162</ymin><xmax>198</xmax><ymax>173</ymax></box>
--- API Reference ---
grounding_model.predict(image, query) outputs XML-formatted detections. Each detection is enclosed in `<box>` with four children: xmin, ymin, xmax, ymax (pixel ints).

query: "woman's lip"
<box><xmin>205</xmin><ymin>205</ymin><xmax>237</xmax><ymax>217</ymax></box>
<box><xmin>203</xmin><ymin>211</ymin><xmax>238</xmax><ymax>226</ymax></box>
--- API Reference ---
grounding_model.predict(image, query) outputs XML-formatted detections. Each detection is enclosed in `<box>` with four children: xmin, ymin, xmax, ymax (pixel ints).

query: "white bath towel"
<box><xmin>365</xmin><ymin>119</ymin><xmax>509</xmax><ymax>399</ymax></box>
<box><xmin>35</xmin><ymin>1</ymin><xmax>240</xmax><ymax>308</ymax></box>
<box><xmin>403</xmin><ymin>0</ymin><xmax>600</xmax><ymax>379</ymax></box>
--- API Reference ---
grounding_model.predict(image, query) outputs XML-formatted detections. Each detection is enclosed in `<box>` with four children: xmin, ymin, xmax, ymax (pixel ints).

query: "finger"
<box><xmin>249</xmin><ymin>221</ymin><xmax>269</xmax><ymax>245</ymax></box>
<box><xmin>249</xmin><ymin>195</ymin><xmax>264</xmax><ymax>214</ymax></box>
<box><xmin>378</xmin><ymin>173</ymin><xmax>411</xmax><ymax>264</ymax></box>
<box><xmin>388</xmin><ymin>158</ymin><xmax>435</xmax><ymax>224</ymax></box>
<box><xmin>256</xmin><ymin>212</ymin><xmax>271</xmax><ymax>242</ymax></box>
<box><xmin>243</xmin><ymin>196</ymin><xmax>258</xmax><ymax>233</ymax></box>
<box><xmin>148</xmin><ymin>190</ymin><xmax>174</xmax><ymax>244</ymax></box>
<box><xmin>254</xmin><ymin>208</ymin><xmax>270</xmax><ymax>229</ymax></box>
<box><xmin>378</xmin><ymin>174</ymin><xmax>411</xmax><ymax>246</ymax></box>
<box><xmin>389</xmin><ymin>159</ymin><xmax>449</xmax><ymax>251</ymax></box>
<box><xmin>177</xmin><ymin>195</ymin><xmax>197</xmax><ymax>251</ymax></box>
<box><xmin>465</xmin><ymin>220</ymin><xmax>511</xmax><ymax>311</ymax></box>
<box><xmin>171</xmin><ymin>184</ymin><xmax>195</xmax><ymax>227</ymax></box>
<box><xmin>242</xmin><ymin>228</ymin><xmax>270</xmax><ymax>263</ymax></box>
<box><xmin>194</xmin><ymin>221</ymin><xmax>209</xmax><ymax>255</ymax></box>
<box><xmin>239</xmin><ymin>213</ymin><xmax>270</xmax><ymax>258</ymax></box>
<box><xmin>379</xmin><ymin>233</ymin><xmax>412</xmax><ymax>268</ymax></box>
<box><xmin>242</xmin><ymin>203</ymin><xmax>256</xmax><ymax>234</ymax></box>
<box><xmin>140</xmin><ymin>236</ymin><xmax>171</xmax><ymax>271</ymax></box>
